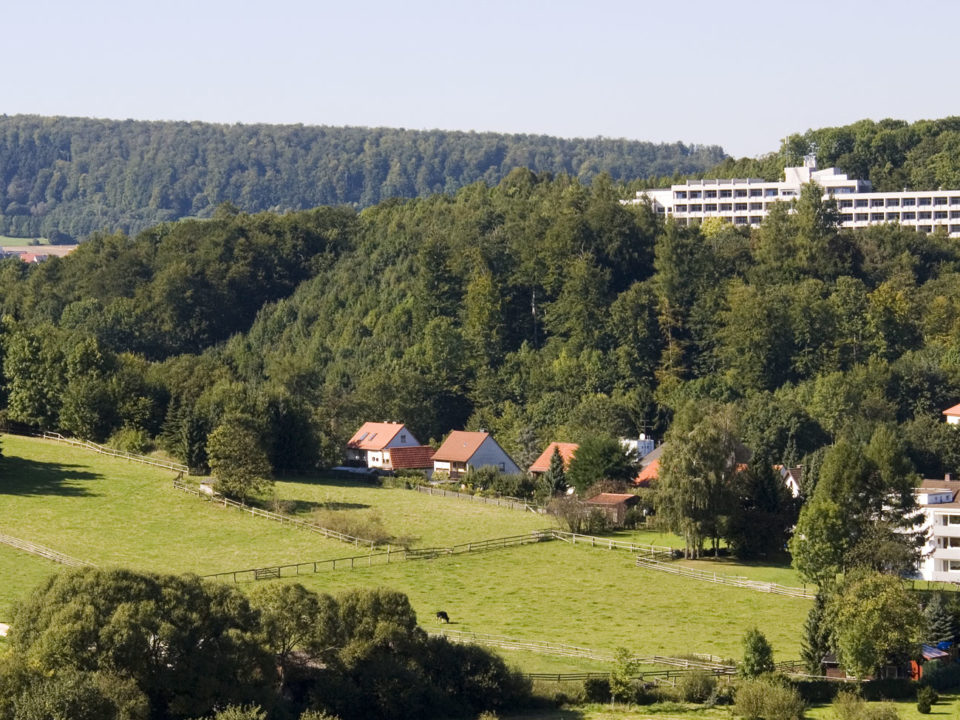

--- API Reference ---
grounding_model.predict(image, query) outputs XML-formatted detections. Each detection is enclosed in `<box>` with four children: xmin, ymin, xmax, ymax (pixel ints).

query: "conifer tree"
<box><xmin>801</xmin><ymin>591</ymin><xmax>831</xmax><ymax>674</ymax></box>
<box><xmin>544</xmin><ymin>446</ymin><xmax>567</xmax><ymax>495</ymax></box>
<box><xmin>925</xmin><ymin>593</ymin><xmax>956</xmax><ymax>645</ymax></box>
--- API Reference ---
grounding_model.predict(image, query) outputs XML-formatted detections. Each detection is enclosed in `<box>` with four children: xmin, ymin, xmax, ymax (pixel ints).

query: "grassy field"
<box><xmin>0</xmin><ymin>433</ymin><xmax>811</xmax><ymax>672</ymax></box>
<box><xmin>0</xmin><ymin>235</ymin><xmax>47</xmax><ymax>246</ymax></box>
<box><xmin>269</xmin><ymin>541</ymin><xmax>809</xmax><ymax>660</ymax></box>
<box><xmin>0</xmin><ymin>543</ymin><xmax>61</xmax><ymax>618</ymax></box>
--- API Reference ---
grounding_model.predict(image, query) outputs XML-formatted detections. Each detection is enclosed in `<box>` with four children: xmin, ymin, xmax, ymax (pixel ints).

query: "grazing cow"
<box><xmin>435</xmin><ymin>610</ymin><xmax>450</xmax><ymax>623</ymax></box>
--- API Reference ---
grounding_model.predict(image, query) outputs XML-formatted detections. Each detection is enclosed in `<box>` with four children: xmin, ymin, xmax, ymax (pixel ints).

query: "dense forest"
<box><xmin>699</xmin><ymin>116</ymin><xmax>960</xmax><ymax>190</ymax></box>
<box><xmin>1</xmin><ymin>166</ymin><xmax>958</xmax><ymax>490</ymax></box>
<box><xmin>0</xmin><ymin>115</ymin><xmax>724</xmax><ymax>239</ymax></box>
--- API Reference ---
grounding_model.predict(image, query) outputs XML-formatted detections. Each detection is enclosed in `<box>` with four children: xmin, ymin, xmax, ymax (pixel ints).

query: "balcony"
<box><xmin>930</xmin><ymin>570</ymin><xmax>960</xmax><ymax>584</ymax></box>
<box><xmin>931</xmin><ymin>523</ymin><xmax>960</xmax><ymax>538</ymax></box>
<box><xmin>931</xmin><ymin>546</ymin><xmax>960</xmax><ymax>561</ymax></box>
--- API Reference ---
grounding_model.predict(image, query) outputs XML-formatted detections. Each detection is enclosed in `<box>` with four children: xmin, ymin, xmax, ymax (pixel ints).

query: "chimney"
<box><xmin>947</xmin><ymin>473</ymin><xmax>953</xmax><ymax>482</ymax></box>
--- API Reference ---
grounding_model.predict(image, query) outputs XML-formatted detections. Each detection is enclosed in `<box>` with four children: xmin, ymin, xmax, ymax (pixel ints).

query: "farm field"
<box><xmin>267</xmin><ymin>541</ymin><xmax>809</xmax><ymax>660</ymax></box>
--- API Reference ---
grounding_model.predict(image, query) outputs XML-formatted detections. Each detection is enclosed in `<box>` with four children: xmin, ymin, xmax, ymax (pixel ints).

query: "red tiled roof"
<box><xmin>347</xmin><ymin>422</ymin><xmax>405</xmax><ymax>451</ymax></box>
<box><xmin>529</xmin><ymin>442</ymin><xmax>579</xmax><ymax>473</ymax></box>
<box><xmin>433</xmin><ymin>431</ymin><xmax>489</xmax><ymax>463</ymax></box>
<box><xmin>585</xmin><ymin>493</ymin><xmax>639</xmax><ymax>507</ymax></box>
<box><xmin>389</xmin><ymin>445</ymin><xmax>435</xmax><ymax>469</ymax></box>
<box><xmin>944</xmin><ymin>404</ymin><xmax>960</xmax><ymax>416</ymax></box>
<box><xmin>633</xmin><ymin>458</ymin><xmax>660</xmax><ymax>485</ymax></box>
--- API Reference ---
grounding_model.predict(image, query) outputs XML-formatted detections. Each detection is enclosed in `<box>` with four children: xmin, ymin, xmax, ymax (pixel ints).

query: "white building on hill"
<box><xmin>625</xmin><ymin>156</ymin><xmax>960</xmax><ymax>237</ymax></box>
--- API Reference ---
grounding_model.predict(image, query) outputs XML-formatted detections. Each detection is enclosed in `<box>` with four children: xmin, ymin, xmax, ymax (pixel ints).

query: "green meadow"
<box><xmin>0</xmin><ymin>433</ymin><xmax>809</xmax><ymax>668</ymax></box>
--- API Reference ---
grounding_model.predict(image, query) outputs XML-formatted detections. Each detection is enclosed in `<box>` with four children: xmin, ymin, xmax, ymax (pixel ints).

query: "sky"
<box><xmin>8</xmin><ymin>0</ymin><xmax>960</xmax><ymax>159</ymax></box>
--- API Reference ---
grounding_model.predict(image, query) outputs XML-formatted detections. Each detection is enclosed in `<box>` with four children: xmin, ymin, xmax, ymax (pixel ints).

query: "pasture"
<box><xmin>0</xmin><ymin>433</ymin><xmax>810</xmax><ymax>669</ymax></box>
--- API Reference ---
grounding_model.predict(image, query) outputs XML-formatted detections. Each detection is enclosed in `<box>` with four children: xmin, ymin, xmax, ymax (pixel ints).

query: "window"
<box><xmin>950</xmin><ymin>560</ymin><xmax>960</xmax><ymax>572</ymax></box>
<box><xmin>705</xmin><ymin>204</ymin><xmax>717</xmax><ymax>211</ymax></box>
<box><xmin>935</xmin><ymin>211</ymin><xmax>948</xmax><ymax>219</ymax></box>
<box><xmin>947</xmin><ymin>515</ymin><xmax>960</xmax><ymax>525</ymax></box>
<box><xmin>688</xmin><ymin>204</ymin><xmax>701</xmax><ymax>212</ymax></box>
<box><xmin>944</xmin><ymin>537</ymin><xmax>960</xmax><ymax>548</ymax></box>
<box><xmin>855</xmin><ymin>199</ymin><xmax>868</xmax><ymax>208</ymax></box>
<box><xmin>870</xmin><ymin>199</ymin><xmax>884</xmax><ymax>207</ymax></box>
<box><xmin>841</xmin><ymin>213</ymin><xmax>855</xmax><ymax>222</ymax></box>
<box><xmin>749</xmin><ymin>202</ymin><xmax>763</xmax><ymax>210</ymax></box>
<box><xmin>855</xmin><ymin>213</ymin><xmax>869</xmax><ymax>221</ymax></box>
<box><xmin>919</xmin><ymin>211</ymin><xmax>932</xmax><ymax>220</ymax></box>
<box><xmin>499</xmin><ymin>462</ymin><xmax>505</xmax><ymax>471</ymax></box>
<box><xmin>400</xmin><ymin>434</ymin><xmax>407</xmax><ymax>442</ymax></box>
<box><xmin>885</xmin><ymin>198</ymin><xmax>900</xmax><ymax>206</ymax></box>
<box><xmin>950</xmin><ymin>211</ymin><xmax>960</xmax><ymax>219</ymax></box>
<box><xmin>952</xmin><ymin>225</ymin><xmax>960</xmax><ymax>233</ymax></box>
<box><xmin>765</xmin><ymin>188</ymin><xmax>778</xmax><ymax>197</ymax></box>
<box><xmin>734</xmin><ymin>189</ymin><xmax>748</xmax><ymax>197</ymax></box>
<box><xmin>750</xmin><ymin>216</ymin><xmax>763</xmax><ymax>224</ymax></box>
<box><xmin>749</xmin><ymin>188</ymin><xmax>762</xmax><ymax>197</ymax></box>
<box><xmin>871</xmin><ymin>213</ymin><xmax>884</xmax><ymax>221</ymax></box>
<box><xmin>886</xmin><ymin>213</ymin><xmax>900</xmax><ymax>221</ymax></box>
<box><xmin>735</xmin><ymin>203</ymin><xmax>748</xmax><ymax>211</ymax></box>
<box><xmin>903</xmin><ymin>198</ymin><xmax>916</xmax><ymax>206</ymax></box>
<box><xmin>919</xmin><ymin>225</ymin><xmax>932</xmax><ymax>233</ymax></box>
<box><xmin>734</xmin><ymin>216</ymin><xmax>748</xmax><ymax>225</ymax></box>
<box><xmin>839</xmin><ymin>199</ymin><xmax>853</xmax><ymax>208</ymax></box>
<box><xmin>951</xmin><ymin>197</ymin><xmax>960</xmax><ymax>205</ymax></box>
<box><xmin>719</xmin><ymin>189</ymin><xmax>732</xmax><ymax>198</ymax></box>
<box><xmin>705</xmin><ymin>190</ymin><xmax>717</xmax><ymax>198</ymax></box>
<box><xmin>720</xmin><ymin>203</ymin><xmax>733</xmax><ymax>211</ymax></box>
<box><xmin>690</xmin><ymin>191</ymin><xmax>702</xmax><ymax>199</ymax></box>
<box><xmin>919</xmin><ymin>197</ymin><xmax>932</xmax><ymax>206</ymax></box>
<box><xmin>676</xmin><ymin>204</ymin><xmax>688</xmax><ymax>212</ymax></box>
<box><xmin>902</xmin><ymin>212</ymin><xmax>916</xmax><ymax>220</ymax></box>
<box><xmin>935</xmin><ymin>197</ymin><xmax>948</xmax><ymax>205</ymax></box>
<box><xmin>675</xmin><ymin>191</ymin><xmax>687</xmax><ymax>199</ymax></box>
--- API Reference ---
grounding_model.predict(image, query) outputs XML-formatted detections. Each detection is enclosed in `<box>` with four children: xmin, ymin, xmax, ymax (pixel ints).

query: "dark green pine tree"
<box><xmin>544</xmin><ymin>446</ymin><xmax>567</xmax><ymax>495</ymax></box>
<box><xmin>801</xmin><ymin>591</ymin><xmax>831</xmax><ymax>674</ymax></box>
<box><xmin>925</xmin><ymin>594</ymin><xmax>957</xmax><ymax>645</ymax></box>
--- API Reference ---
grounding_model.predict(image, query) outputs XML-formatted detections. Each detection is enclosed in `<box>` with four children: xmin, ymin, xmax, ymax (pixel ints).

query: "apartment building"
<box><xmin>625</xmin><ymin>156</ymin><xmax>960</xmax><ymax>237</ymax></box>
<box><xmin>916</xmin><ymin>476</ymin><xmax>960</xmax><ymax>582</ymax></box>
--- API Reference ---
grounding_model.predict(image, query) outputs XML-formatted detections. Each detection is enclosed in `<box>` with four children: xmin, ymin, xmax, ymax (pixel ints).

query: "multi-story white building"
<box><xmin>916</xmin><ymin>476</ymin><xmax>960</xmax><ymax>582</ymax></box>
<box><xmin>625</xmin><ymin>156</ymin><xmax>960</xmax><ymax>237</ymax></box>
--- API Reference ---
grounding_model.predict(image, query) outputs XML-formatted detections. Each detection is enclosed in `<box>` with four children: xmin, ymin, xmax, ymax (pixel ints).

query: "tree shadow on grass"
<box><xmin>0</xmin><ymin>456</ymin><xmax>101</xmax><ymax>497</ymax></box>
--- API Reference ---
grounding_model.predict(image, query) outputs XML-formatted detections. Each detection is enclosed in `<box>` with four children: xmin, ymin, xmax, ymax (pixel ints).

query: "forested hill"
<box><xmin>700</xmin><ymin>116</ymin><xmax>960</xmax><ymax>189</ymax></box>
<box><xmin>0</xmin><ymin>115</ymin><xmax>725</xmax><ymax>240</ymax></box>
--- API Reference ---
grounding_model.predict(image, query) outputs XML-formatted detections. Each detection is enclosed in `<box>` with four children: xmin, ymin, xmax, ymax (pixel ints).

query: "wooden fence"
<box><xmin>415</xmin><ymin>485</ymin><xmax>543</xmax><ymax>513</ymax></box>
<box><xmin>41</xmin><ymin>431</ymin><xmax>188</xmax><ymax>472</ymax></box>
<box><xmin>202</xmin><ymin>530</ymin><xmax>557</xmax><ymax>583</ymax></box>
<box><xmin>433</xmin><ymin>628</ymin><xmax>735</xmax><ymax>670</ymax></box>
<box><xmin>550</xmin><ymin>530</ymin><xmax>675</xmax><ymax>560</ymax></box>
<box><xmin>635</xmin><ymin>557</ymin><xmax>815</xmax><ymax>599</ymax></box>
<box><xmin>0</xmin><ymin>532</ymin><xmax>95</xmax><ymax>568</ymax></box>
<box><xmin>171</xmin><ymin>479</ymin><xmax>378</xmax><ymax>548</ymax></box>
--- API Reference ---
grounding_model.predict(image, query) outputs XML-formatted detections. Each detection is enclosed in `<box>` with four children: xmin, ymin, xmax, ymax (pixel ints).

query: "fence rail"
<box><xmin>635</xmin><ymin>557</ymin><xmax>815</xmax><ymax>599</ymax></box>
<box><xmin>41</xmin><ymin>431</ymin><xmax>187</xmax><ymax>472</ymax></box>
<box><xmin>415</xmin><ymin>485</ymin><xmax>544</xmax><ymax>513</ymax></box>
<box><xmin>172</xmin><ymin>479</ymin><xmax>377</xmax><ymax>548</ymax></box>
<box><xmin>0</xmin><ymin>532</ymin><xmax>95</xmax><ymax>568</ymax></box>
<box><xmin>202</xmin><ymin>530</ymin><xmax>557</xmax><ymax>583</ymax></box>
<box><xmin>550</xmin><ymin>530</ymin><xmax>675</xmax><ymax>560</ymax></box>
<box><xmin>433</xmin><ymin>628</ymin><xmax>735</xmax><ymax>670</ymax></box>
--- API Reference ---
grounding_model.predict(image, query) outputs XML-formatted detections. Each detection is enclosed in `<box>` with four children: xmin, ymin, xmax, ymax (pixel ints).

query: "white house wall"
<box><xmin>468</xmin><ymin>436</ymin><xmax>521</xmax><ymax>475</ymax></box>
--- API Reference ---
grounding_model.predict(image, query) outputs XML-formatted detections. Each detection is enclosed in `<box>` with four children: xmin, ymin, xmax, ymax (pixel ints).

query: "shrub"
<box><xmin>300</xmin><ymin>712</ymin><xmax>340</xmax><ymax>720</ymax></box>
<box><xmin>834</xmin><ymin>691</ymin><xmax>902</xmax><ymax>720</ymax></box>
<box><xmin>582</xmin><ymin>677</ymin><xmax>611</xmax><ymax>702</ymax></box>
<box><xmin>918</xmin><ymin>661</ymin><xmax>960</xmax><ymax>691</ymax></box>
<box><xmin>108</xmin><ymin>426</ymin><xmax>153</xmax><ymax>454</ymax></box>
<box><xmin>735</xmin><ymin>677</ymin><xmax>804</xmax><ymax>720</ymax></box>
<box><xmin>916</xmin><ymin>685</ymin><xmax>937</xmax><ymax>714</ymax></box>
<box><xmin>678</xmin><ymin>671</ymin><xmax>717</xmax><ymax>703</ymax></box>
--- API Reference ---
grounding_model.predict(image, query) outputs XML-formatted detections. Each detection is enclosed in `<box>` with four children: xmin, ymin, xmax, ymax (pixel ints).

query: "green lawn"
<box><xmin>0</xmin><ymin>235</ymin><xmax>47</xmax><ymax>246</ymax></box>
<box><xmin>0</xmin><ymin>434</ymin><xmax>810</xmax><ymax>671</ymax></box>
<box><xmin>0</xmin><ymin>543</ymin><xmax>61</xmax><ymax>618</ymax></box>
<box><xmin>268</xmin><ymin>541</ymin><xmax>809</xmax><ymax>660</ymax></box>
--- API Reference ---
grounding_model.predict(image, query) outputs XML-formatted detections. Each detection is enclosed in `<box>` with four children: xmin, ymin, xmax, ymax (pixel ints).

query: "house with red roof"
<box><xmin>584</xmin><ymin>492</ymin><xmax>640</xmax><ymax>525</ymax></box>
<box><xmin>389</xmin><ymin>445</ymin><xmax>436</xmax><ymax>478</ymax></box>
<box><xmin>432</xmin><ymin>430</ymin><xmax>520</xmax><ymax>480</ymax></box>
<box><xmin>944</xmin><ymin>403</ymin><xmax>960</xmax><ymax>426</ymax></box>
<box><xmin>346</xmin><ymin>422</ymin><xmax>422</xmax><ymax>470</ymax></box>
<box><xmin>528</xmin><ymin>442</ymin><xmax>579</xmax><ymax>475</ymax></box>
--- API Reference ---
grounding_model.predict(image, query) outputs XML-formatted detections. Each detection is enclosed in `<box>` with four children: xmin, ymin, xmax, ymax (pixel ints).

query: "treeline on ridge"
<box><xmin>0</xmin><ymin>114</ymin><xmax>724</xmax><ymax>239</ymax></box>
<box><xmin>697</xmin><ymin>116</ymin><xmax>960</xmax><ymax>191</ymax></box>
<box><xmin>1</xmin><ymin>169</ymin><xmax>959</xmax><ymax>490</ymax></box>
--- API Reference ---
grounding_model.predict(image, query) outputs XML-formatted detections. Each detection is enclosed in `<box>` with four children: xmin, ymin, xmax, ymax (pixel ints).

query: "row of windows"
<box><xmin>837</xmin><ymin>196</ymin><xmax>960</xmax><ymax>208</ymax></box>
<box><xmin>674</xmin><ymin>217</ymin><xmax>960</xmax><ymax>234</ymax></box>
<box><xmin>676</xmin><ymin>187</ymin><xmax>783</xmax><ymax>199</ymax></box>
<box><xmin>841</xmin><ymin>211</ymin><xmax>959</xmax><ymax>221</ymax></box>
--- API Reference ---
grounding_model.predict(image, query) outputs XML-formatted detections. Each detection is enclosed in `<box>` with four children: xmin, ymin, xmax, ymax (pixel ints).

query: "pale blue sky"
<box><xmin>8</xmin><ymin>0</ymin><xmax>960</xmax><ymax>158</ymax></box>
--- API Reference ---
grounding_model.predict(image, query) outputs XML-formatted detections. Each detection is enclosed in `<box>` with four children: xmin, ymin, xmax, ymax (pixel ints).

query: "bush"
<box><xmin>916</xmin><ymin>685</ymin><xmax>937</xmax><ymax>714</ymax></box>
<box><xmin>919</xmin><ymin>661</ymin><xmax>960</xmax><ymax>691</ymax></box>
<box><xmin>735</xmin><ymin>677</ymin><xmax>804</xmax><ymax>720</ymax></box>
<box><xmin>860</xmin><ymin>679</ymin><xmax>914</xmax><ymax>701</ymax></box>
<box><xmin>108</xmin><ymin>426</ymin><xmax>153</xmax><ymax>454</ymax></box>
<box><xmin>582</xmin><ymin>677</ymin><xmax>611</xmax><ymax>702</ymax></box>
<box><xmin>834</xmin><ymin>690</ymin><xmax>902</xmax><ymax>720</ymax></box>
<box><xmin>678</xmin><ymin>671</ymin><xmax>717</xmax><ymax>703</ymax></box>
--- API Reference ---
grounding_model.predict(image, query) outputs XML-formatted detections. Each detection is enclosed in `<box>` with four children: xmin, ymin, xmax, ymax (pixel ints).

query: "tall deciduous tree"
<box><xmin>566</xmin><ymin>435</ymin><xmax>635</xmax><ymax>494</ymax></box>
<box><xmin>207</xmin><ymin>417</ymin><xmax>273</xmax><ymax>502</ymax></box>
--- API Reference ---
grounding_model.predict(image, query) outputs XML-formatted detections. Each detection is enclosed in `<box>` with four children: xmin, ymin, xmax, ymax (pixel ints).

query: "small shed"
<box><xmin>584</xmin><ymin>493</ymin><xmax>640</xmax><ymax>525</ymax></box>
